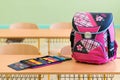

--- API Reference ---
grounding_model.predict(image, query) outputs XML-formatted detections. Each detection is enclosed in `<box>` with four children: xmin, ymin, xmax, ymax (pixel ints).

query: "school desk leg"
<box><xmin>48</xmin><ymin>38</ymin><xmax>50</xmax><ymax>55</ymax></box>
<box><xmin>88</xmin><ymin>74</ymin><xmax>92</xmax><ymax>80</ymax></box>
<box><xmin>57</xmin><ymin>74</ymin><xmax>61</xmax><ymax>80</ymax></box>
<box><xmin>48</xmin><ymin>74</ymin><xmax>51</xmax><ymax>80</ymax></box>
<box><xmin>103</xmin><ymin>74</ymin><xmax>107</xmax><ymax>80</ymax></box>
<box><xmin>5</xmin><ymin>74</ymin><xmax>10</xmax><ymax>80</ymax></box>
<box><xmin>38</xmin><ymin>74</ymin><xmax>41</xmax><ymax>80</ymax></box>
<box><xmin>79</xmin><ymin>74</ymin><xmax>82</xmax><ymax>80</ymax></box>
<box><xmin>38</xmin><ymin>38</ymin><xmax>40</xmax><ymax>51</ymax></box>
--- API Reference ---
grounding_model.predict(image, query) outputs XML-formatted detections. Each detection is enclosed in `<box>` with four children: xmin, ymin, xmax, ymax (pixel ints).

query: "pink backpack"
<box><xmin>70</xmin><ymin>12</ymin><xmax>118</xmax><ymax>64</ymax></box>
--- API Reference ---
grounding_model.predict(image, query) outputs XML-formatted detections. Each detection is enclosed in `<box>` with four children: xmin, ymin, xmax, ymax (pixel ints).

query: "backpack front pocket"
<box><xmin>72</xmin><ymin>39</ymin><xmax>108</xmax><ymax>64</ymax></box>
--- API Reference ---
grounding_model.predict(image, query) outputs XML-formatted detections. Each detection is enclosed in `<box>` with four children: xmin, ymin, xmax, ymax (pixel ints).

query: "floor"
<box><xmin>0</xmin><ymin>28</ymin><xmax>120</xmax><ymax>80</ymax></box>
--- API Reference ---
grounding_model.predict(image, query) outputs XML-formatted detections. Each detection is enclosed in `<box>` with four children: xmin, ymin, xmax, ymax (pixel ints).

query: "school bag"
<box><xmin>70</xmin><ymin>12</ymin><xmax>118</xmax><ymax>64</ymax></box>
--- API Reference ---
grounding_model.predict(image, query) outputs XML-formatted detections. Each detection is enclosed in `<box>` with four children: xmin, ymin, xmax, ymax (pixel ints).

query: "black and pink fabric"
<box><xmin>70</xmin><ymin>12</ymin><xmax>118</xmax><ymax>64</ymax></box>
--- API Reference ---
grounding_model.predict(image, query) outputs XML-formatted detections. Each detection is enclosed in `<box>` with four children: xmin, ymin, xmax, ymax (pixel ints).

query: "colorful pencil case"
<box><xmin>8</xmin><ymin>55</ymin><xmax>72</xmax><ymax>71</ymax></box>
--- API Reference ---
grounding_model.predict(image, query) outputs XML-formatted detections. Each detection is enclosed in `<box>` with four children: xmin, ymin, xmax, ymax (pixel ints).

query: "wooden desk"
<box><xmin>0</xmin><ymin>29</ymin><xmax>71</xmax><ymax>38</ymax></box>
<box><xmin>0</xmin><ymin>55</ymin><xmax>120</xmax><ymax>74</ymax></box>
<box><xmin>0</xmin><ymin>29</ymin><xmax>71</xmax><ymax>54</ymax></box>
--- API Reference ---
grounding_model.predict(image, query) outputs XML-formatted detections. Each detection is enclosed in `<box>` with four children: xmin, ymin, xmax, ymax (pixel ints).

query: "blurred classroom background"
<box><xmin>0</xmin><ymin>0</ymin><xmax>119</xmax><ymax>54</ymax></box>
<box><xmin>0</xmin><ymin>0</ymin><xmax>120</xmax><ymax>80</ymax></box>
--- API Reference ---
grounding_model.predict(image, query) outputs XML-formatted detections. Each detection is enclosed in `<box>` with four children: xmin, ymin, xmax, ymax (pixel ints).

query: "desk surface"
<box><xmin>0</xmin><ymin>29</ymin><xmax>71</xmax><ymax>38</ymax></box>
<box><xmin>0</xmin><ymin>55</ymin><xmax>120</xmax><ymax>74</ymax></box>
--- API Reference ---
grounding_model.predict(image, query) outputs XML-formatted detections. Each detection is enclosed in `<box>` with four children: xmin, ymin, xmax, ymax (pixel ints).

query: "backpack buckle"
<box><xmin>85</xmin><ymin>32</ymin><xmax>92</xmax><ymax>38</ymax></box>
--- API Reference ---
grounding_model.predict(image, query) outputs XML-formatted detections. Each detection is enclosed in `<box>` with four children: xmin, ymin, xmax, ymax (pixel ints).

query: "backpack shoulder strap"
<box><xmin>70</xmin><ymin>29</ymin><xmax>75</xmax><ymax>51</ymax></box>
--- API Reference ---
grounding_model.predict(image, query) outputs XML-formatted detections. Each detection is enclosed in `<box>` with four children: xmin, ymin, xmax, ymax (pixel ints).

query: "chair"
<box><xmin>60</xmin><ymin>45</ymin><xmax>72</xmax><ymax>57</ymax></box>
<box><xmin>49</xmin><ymin>22</ymin><xmax>72</xmax><ymax>55</ymax></box>
<box><xmin>49</xmin><ymin>22</ymin><xmax>72</xmax><ymax>29</ymax></box>
<box><xmin>0</xmin><ymin>44</ymin><xmax>41</xmax><ymax>79</ymax></box>
<box><xmin>6</xmin><ymin>22</ymin><xmax>39</xmax><ymax>43</ymax></box>
<box><xmin>0</xmin><ymin>44</ymin><xmax>40</xmax><ymax>55</ymax></box>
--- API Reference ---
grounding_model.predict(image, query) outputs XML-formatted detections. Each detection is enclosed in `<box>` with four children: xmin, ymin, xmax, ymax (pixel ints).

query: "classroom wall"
<box><xmin>0</xmin><ymin>0</ymin><xmax>119</xmax><ymax>26</ymax></box>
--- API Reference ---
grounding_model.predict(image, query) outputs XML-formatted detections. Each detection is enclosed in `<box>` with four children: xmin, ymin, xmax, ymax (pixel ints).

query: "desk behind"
<box><xmin>0</xmin><ymin>29</ymin><xmax>71</xmax><ymax>54</ymax></box>
<box><xmin>0</xmin><ymin>29</ymin><xmax>71</xmax><ymax>38</ymax></box>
